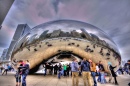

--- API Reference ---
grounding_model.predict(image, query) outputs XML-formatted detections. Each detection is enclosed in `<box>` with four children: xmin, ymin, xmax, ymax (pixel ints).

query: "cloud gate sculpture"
<box><xmin>11</xmin><ymin>20</ymin><xmax>121</xmax><ymax>73</ymax></box>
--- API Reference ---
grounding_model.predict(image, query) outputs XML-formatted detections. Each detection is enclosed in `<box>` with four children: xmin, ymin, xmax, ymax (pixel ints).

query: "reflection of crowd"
<box><xmin>42</xmin><ymin>62</ymin><xmax>71</xmax><ymax>77</ymax></box>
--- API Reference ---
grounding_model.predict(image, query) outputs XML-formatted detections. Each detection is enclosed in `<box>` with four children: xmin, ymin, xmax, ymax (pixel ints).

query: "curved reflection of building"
<box><xmin>11</xmin><ymin>20</ymin><xmax>121</xmax><ymax>73</ymax></box>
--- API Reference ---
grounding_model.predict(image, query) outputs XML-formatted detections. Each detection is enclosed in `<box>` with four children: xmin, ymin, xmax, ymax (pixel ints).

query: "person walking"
<box><xmin>89</xmin><ymin>59</ymin><xmax>97</xmax><ymax>86</ymax></box>
<box><xmin>71</xmin><ymin>58</ymin><xmax>79</xmax><ymax>86</ymax></box>
<box><xmin>2</xmin><ymin>64</ymin><xmax>8</xmax><ymax>75</ymax></box>
<box><xmin>108</xmin><ymin>62</ymin><xmax>119</xmax><ymax>85</ymax></box>
<box><xmin>81</xmin><ymin>58</ymin><xmax>92</xmax><ymax>86</ymax></box>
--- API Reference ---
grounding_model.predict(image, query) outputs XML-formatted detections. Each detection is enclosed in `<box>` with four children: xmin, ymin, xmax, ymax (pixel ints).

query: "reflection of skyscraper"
<box><xmin>39</xmin><ymin>30</ymin><xmax>49</xmax><ymax>39</ymax></box>
<box><xmin>0</xmin><ymin>0</ymin><xmax>14</xmax><ymax>29</ymax></box>
<box><xmin>80</xmin><ymin>28</ymin><xmax>92</xmax><ymax>41</ymax></box>
<box><xmin>59</xmin><ymin>31</ymin><xmax>66</xmax><ymax>37</ymax></box>
<box><xmin>28</xmin><ymin>34</ymin><xmax>37</xmax><ymax>44</ymax></box>
<box><xmin>98</xmin><ymin>39</ymin><xmax>108</xmax><ymax>47</ymax></box>
<box><xmin>90</xmin><ymin>33</ymin><xmax>99</xmax><ymax>43</ymax></box>
<box><xmin>71</xmin><ymin>30</ymin><xmax>81</xmax><ymax>38</ymax></box>
<box><xmin>50</xmin><ymin>29</ymin><xmax>61</xmax><ymax>37</ymax></box>
<box><xmin>5</xmin><ymin>24</ymin><xmax>31</xmax><ymax>60</ymax></box>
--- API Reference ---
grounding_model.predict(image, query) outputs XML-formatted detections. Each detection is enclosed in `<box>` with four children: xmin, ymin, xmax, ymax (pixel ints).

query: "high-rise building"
<box><xmin>0</xmin><ymin>48</ymin><xmax>8</xmax><ymax>60</ymax></box>
<box><xmin>5</xmin><ymin>24</ymin><xmax>31</xmax><ymax>60</ymax></box>
<box><xmin>0</xmin><ymin>0</ymin><xmax>14</xmax><ymax>29</ymax></box>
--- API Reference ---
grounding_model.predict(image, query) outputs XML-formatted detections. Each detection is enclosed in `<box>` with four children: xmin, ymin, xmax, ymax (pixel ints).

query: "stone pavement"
<box><xmin>0</xmin><ymin>72</ymin><xmax>130</xmax><ymax>86</ymax></box>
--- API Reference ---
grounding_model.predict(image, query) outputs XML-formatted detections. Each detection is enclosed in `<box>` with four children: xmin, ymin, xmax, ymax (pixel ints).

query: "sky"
<box><xmin>0</xmin><ymin>0</ymin><xmax>130</xmax><ymax>61</ymax></box>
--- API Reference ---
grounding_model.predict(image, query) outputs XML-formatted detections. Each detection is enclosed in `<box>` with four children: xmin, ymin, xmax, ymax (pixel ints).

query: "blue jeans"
<box><xmin>97</xmin><ymin>72</ymin><xmax>101</xmax><ymax>82</ymax></box>
<box><xmin>58</xmin><ymin>71</ymin><xmax>61</xmax><ymax>79</ymax></box>
<box><xmin>100</xmin><ymin>72</ymin><xmax>106</xmax><ymax>84</ymax></box>
<box><xmin>91</xmin><ymin>72</ymin><xmax>97</xmax><ymax>86</ymax></box>
<box><xmin>22</xmin><ymin>74</ymin><xmax>27</xmax><ymax>86</ymax></box>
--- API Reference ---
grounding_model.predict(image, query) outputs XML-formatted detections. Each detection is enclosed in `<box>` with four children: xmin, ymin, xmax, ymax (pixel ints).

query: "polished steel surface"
<box><xmin>11</xmin><ymin>20</ymin><xmax>121</xmax><ymax>73</ymax></box>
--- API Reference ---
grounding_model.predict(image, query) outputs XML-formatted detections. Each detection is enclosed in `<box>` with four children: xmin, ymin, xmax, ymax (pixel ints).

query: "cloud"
<box><xmin>0</xmin><ymin>0</ymin><xmax>130</xmax><ymax>61</ymax></box>
<box><xmin>51</xmin><ymin>0</ymin><xmax>60</xmax><ymax>13</ymax></box>
<box><xmin>36</xmin><ymin>1</ymin><xmax>53</xmax><ymax>18</ymax></box>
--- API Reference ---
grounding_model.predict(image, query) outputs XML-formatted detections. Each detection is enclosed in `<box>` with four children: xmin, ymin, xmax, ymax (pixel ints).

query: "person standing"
<box><xmin>58</xmin><ymin>63</ymin><xmax>62</xmax><ymax>79</ymax></box>
<box><xmin>108</xmin><ymin>62</ymin><xmax>119</xmax><ymax>85</ymax></box>
<box><xmin>15</xmin><ymin>61</ymin><xmax>23</xmax><ymax>86</ymax></box>
<box><xmin>97</xmin><ymin>61</ymin><xmax>105</xmax><ymax>82</ymax></box>
<box><xmin>43</xmin><ymin>64</ymin><xmax>46</xmax><ymax>76</ymax></box>
<box><xmin>81</xmin><ymin>58</ymin><xmax>92</xmax><ymax>86</ymax></box>
<box><xmin>89</xmin><ymin>59</ymin><xmax>97</xmax><ymax>86</ymax></box>
<box><xmin>71</xmin><ymin>58</ymin><xmax>79</xmax><ymax>86</ymax></box>
<box><xmin>26</xmin><ymin>60</ymin><xmax>30</xmax><ymax>66</ymax></box>
<box><xmin>98</xmin><ymin>61</ymin><xmax>106</xmax><ymax>84</ymax></box>
<box><xmin>63</xmin><ymin>64</ymin><xmax>67</xmax><ymax>76</ymax></box>
<box><xmin>19</xmin><ymin>60</ymin><xmax>30</xmax><ymax>86</ymax></box>
<box><xmin>54</xmin><ymin>64</ymin><xmax>58</xmax><ymax>75</ymax></box>
<box><xmin>66</xmin><ymin>64</ymin><xmax>71</xmax><ymax>76</ymax></box>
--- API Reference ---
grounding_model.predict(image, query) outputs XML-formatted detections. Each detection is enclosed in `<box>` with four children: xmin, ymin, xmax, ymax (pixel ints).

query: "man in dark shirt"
<box><xmin>108</xmin><ymin>62</ymin><xmax>118</xmax><ymax>85</ymax></box>
<box><xmin>97</xmin><ymin>61</ymin><xmax>105</xmax><ymax>82</ymax></box>
<box><xmin>58</xmin><ymin>63</ymin><xmax>62</xmax><ymax>79</ymax></box>
<box><xmin>54</xmin><ymin>64</ymin><xmax>58</xmax><ymax>75</ymax></box>
<box><xmin>81</xmin><ymin>58</ymin><xmax>91</xmax><ymax>86</ymax></box>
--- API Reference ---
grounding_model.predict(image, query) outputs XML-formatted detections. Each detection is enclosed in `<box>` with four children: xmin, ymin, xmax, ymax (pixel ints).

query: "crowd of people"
<box><xmin>116</xmin><ymin>61</ymin><xmax>130</xmax><ymax>75</ymax></box>
<box><xmin>1</xmin><ymin>58</ymin><xmax>130</xmax><ymax>86</ymax></box>
<box><xmin>0</xmin><ymin>63</ymin><xmax>14</xmax><ymax>75</ymax></box>
<box><xmin>41</xmin><ymin>58</ymin><xmax>120</xmax><ymax>86</ymax></box>
<box><xmin>0</xmin><ymin>60</ymin><xmax>30</xmax><ymax>86</ymax></box>
<box><xmin>70</xmin><ymin>58</ymin><xmax>118</xmax><ymax>86</ymax></box>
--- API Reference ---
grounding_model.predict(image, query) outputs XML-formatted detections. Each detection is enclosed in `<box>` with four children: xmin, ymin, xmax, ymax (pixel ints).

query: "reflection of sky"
<box><xmin>31</xmin><ymin>20</ymin><xmax>119</xmax><ymax>53</ymax></box>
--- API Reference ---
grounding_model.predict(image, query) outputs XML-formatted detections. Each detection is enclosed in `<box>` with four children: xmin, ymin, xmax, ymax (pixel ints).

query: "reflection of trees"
<box><xmin>12</xmin><ymin>28</ymin><xmax>121</xmax><ymax>64</ymax></box>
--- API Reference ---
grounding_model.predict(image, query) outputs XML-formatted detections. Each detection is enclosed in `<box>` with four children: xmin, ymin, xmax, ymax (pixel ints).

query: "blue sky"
<box><xmin>0</xmin><ymin>0</ymin><xmax>130</xmax><ymax>61</ymax></box>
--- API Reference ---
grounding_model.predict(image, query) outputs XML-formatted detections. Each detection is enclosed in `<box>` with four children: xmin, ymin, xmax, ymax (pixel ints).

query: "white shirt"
<box><xmin>96</xmin><ymin>65</ymin><xmax>99</xmax><ymax>71</ymax></box>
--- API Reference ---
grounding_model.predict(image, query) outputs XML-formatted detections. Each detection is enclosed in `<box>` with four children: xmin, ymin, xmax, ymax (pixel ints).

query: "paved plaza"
<box><xmin>0</xmin><ymin>72</ymin><xmax>130</xmax><ymax>86</ymax></box>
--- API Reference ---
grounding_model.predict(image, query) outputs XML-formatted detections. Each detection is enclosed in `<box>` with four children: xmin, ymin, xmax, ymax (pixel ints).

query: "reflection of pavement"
<box><xmin>0</xmin><ymin>72</ymin><xmax>130</xmax><ymax>86</ymax></box>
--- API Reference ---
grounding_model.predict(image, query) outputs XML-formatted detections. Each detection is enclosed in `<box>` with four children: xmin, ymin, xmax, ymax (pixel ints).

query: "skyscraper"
<box><xmin>0</xmin><ymin>48</ymin><xmax>8</xmax><ymax>61</ymax></box>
